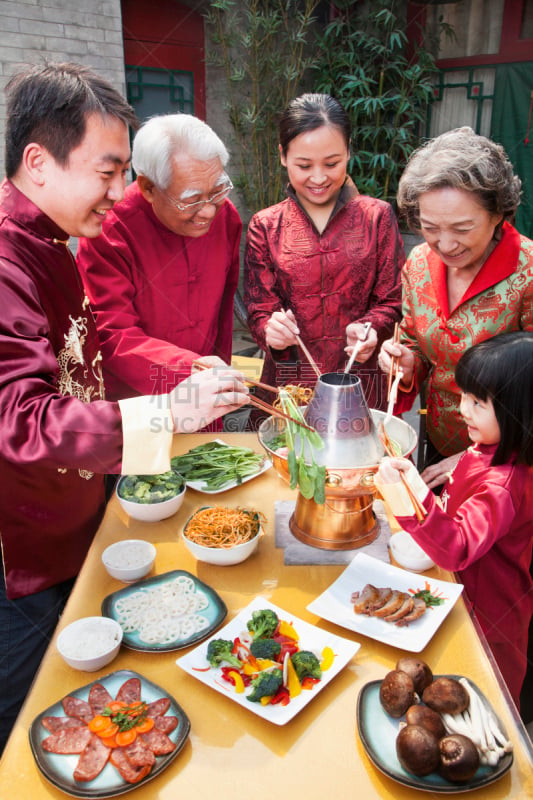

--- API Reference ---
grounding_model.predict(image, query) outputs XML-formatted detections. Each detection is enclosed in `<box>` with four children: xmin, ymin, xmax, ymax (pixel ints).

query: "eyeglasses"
<box><xmin>163</xmin><ymin>177</ymin><xmax>233</xmax><ymax>213</ymax></box>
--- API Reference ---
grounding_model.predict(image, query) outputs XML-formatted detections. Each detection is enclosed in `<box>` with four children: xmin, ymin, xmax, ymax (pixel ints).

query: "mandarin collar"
<box><xmin>286</xmin><ymin>176</ymin><xmax>360</xmax><ymax>225</ymax></box>
<box><xmin>0</xmin><ymin>178</ymin><xmax>71</xmax><ymax>244</ymax></box>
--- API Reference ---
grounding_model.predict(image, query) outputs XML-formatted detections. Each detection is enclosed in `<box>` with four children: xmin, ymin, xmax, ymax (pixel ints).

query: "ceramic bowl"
<box><xmin>182</xmin><ymin>507</ymin><xmax>262</xmax><ymax>566</ymax></box>
<box><xmin>116</xmin><ymin>474</ymin><xmax>186</xmax><ymax>522</ymax></box>
<box><xmin>57</xmin><ymin>616</ymin><xmax>123</xmax><ymax>672</ymax></box>
<box><xmin>389</xmin><ymin>530</ymin><xmax>435</xmax><ymax>572</ymax></box>
<box><xmin>101</xmin><ymin>539</ymin><xmax>156</xmax><ymax>582</ymax></box>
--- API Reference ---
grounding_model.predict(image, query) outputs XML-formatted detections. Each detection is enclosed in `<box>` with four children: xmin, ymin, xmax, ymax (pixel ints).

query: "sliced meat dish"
<box><xmin>42</xmin><ymin>716</ymin><xmax>86</xmax><ymax>732</ymax></box>
<box><xmin>145</xmin><ymin>697</ymin><xmax>171</xmax><ymax>718</ymax></box>
<box><xmin>367</xmin><ymin>586</ymin><xmax>393</xmax><ymax>613</ymax></box>
<box><xmin>115</xmin><ymin>677</ymin><xmax>142</xmax><ymax>704</ymax></box>
<box><xmin>372</xmin><ymin>590</ymin><xmax>406</xmax><ymax>618</ymax></box>
<box><xmin>42</xmin><ymin>727</ymin><xmax>92</xmax><ymax>754</ymax></box>
<box><xmin>122</xmin><ymin>736</ymin><xmax>156</xmax><ymax>768</ymax></box>
<box><xmin>62</xmin><ymin>696</ymin><xmax>93</xmax><ymax>723</ymax></box>
<box><xmin>141</xmin><ymin>728</ymin><xmax>176</xmax><ymax>756</ymax></box>
<box><xmin>382</xmin><ymin>594</ymin><xmax>414</xmax><ymax>622</ymax></box>
<box><xmin>73</xmin><ymin>734</ymin><xmax>111</xmax><ymax>782</ymax></box>
<box><xmin>88</xmin><ymin>683</ymin><xmax>114</xmax><ymax>716</ymax></box>
<box><xmin>154</xmin><ymin>715</ymin><xmax>178</xmax><ymax>734</ymax></box>
<box><xmin>352</xmin><ymin>584</ymin><xmax>381</xmax><ymax>614</ymax></box>
<box><xmin>396</xmin><ymin>597</ymin><xmax>427</xmax><ymax>626</ymax></box>
<box><xmin>110</xmin><ymin>748</ymin><xmax>152</xmax><ymax>784</ymax></box>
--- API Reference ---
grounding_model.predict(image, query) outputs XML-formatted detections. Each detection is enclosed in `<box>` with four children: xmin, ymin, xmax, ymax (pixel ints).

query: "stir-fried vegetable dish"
<box><xmin>118</xmin><ymin>471</ymin><xmax>185</xmax><ymax>504</ymax></box>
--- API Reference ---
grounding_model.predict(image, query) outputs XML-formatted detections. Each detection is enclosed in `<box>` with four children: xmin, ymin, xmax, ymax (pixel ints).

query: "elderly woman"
<box><xmin>378</xmin><ymin>127</ymin><xmax>533</xmax><ymax>488</ymax></box>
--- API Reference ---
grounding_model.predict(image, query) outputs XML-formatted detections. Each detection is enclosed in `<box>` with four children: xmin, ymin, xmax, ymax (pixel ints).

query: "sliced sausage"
<box><xmin>141</xmin><ymin>728</ymin><xmax>176</xmax><ymax>756</ymax></box>
<box><xmin>110</xmin><ymin>748</ymin><xmax>152</xmax><ymax>784</ymax></box>
<box><xmin>145</xmin><ymin>697</ymin><xmax>171</xmax><ymax>718</ymax></box>
<box><xmin>42</xmin><ymin>716</ymin><xmax>86</xmax><ymax>732</ymax></box>
<box><xmin>62</xmin><ymin>696</ymin><xmax>93</xmax><ymax>723</ymax></box>
<box><xmin>88</xmin><ymin>683</ymin><xmax>114</xmax><ymax>716</ymax></box>
<box><xmin>42</xmin><ymin>727</ymin><xmax>92</xmax><ymax>754</ymax></box>
<box><xmin>122</xmin><ymin>736</ymin><xmax>156</xmax><ymax>768</ymax></box>
<box><xmin>154</xmin><ymin>715</ymin><xmax>178</xmax><ymax>734</ymax></box>
<box><xmin>115</xmin><ymin>678</ymin><xmax>141</xmax><ymax>704</ymax></box>
<box><xmin>73</xmin><ymin>734</ymin><xmax>111</xmax><ymax>782</ymax></box>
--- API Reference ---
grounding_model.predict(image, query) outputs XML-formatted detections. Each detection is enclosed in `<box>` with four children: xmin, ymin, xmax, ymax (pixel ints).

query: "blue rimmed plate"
<box><xmin>102</xmin><ymin>570</ymin><xmax>227</xmax><ymax>652</ymax></box>
<box><xmin>29</xmin><ymin>669</ymin><xmax>190</xmax><ymax>798</ymax></box>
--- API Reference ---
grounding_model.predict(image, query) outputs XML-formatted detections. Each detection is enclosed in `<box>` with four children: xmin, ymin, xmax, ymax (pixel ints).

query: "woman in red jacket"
<box><xmin>244</xmin><ymin>93</ymin><xmax>403</xmax><ymax>421</ymax></box>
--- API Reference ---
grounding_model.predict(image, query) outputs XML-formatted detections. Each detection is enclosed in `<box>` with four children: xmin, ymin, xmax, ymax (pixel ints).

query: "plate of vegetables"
<box><xmin>307</xmin><ymin>553</ymin><xmax>463</xmax><ymax>653</ymax></box>
<box><xmin>176</xmin><ymin>596</ymin><xmax>360</xmax><ymax>724</ymax></box>
<box><xmin>171</xmin><ymin>440</ymin><xmax>271</xmax><ymax>494</ymax></box>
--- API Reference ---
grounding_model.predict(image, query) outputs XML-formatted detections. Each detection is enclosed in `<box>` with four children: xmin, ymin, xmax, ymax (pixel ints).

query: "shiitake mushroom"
<box><xmin>405</xmin><ymin>704</ymin><xmax>446</xmax><ymax>740</ymax></box>
<box><xmin>379</xmin><ymin>670</ymin><xmax>415</xmax><ymax>718</ymax></box>
<box><xmin>396</xmin><ymin>724</ymin><xmax>441</xmax><ymax>777</ymax></box>
<box><xmin>439</xmin><ymin>734</ymin><xmax>480</xmax><ymax>782</ymax></box>
<box><xmin>396</xmin><ymin>657</ymin><xmax>433</xmax><ymax>695</ymax></box>
<box><xmin>422</xmin><ymin>676</ymin><xmax>469</xmax><ymax>715</ymax></box>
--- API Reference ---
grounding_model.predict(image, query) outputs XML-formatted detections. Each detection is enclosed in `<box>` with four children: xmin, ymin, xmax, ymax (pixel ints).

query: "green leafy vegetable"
<box><xmin>278</xmin><ymin>390</ymin><xmax>326</xmax><ymax>505</ymax></box>
<box><xmin>171</xmin><ymin>442</ymin><xmax>265</xmax><ymax>490</ymax></box>
<box><xmin>118</xmin><ymin>471</ymin><xmax>184</xmax><ymax>504</ymax></box>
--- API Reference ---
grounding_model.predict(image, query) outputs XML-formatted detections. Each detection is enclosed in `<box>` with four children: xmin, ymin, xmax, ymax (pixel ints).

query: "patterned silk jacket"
<box><xmin>395</xmin><ymin>222</ymin><xmax>533</xmax><ymax>455</ymax></box>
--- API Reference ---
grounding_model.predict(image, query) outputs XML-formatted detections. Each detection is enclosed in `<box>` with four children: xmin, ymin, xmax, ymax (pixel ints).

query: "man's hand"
<box><xmin>170</xmin><ymin>367</ymin><xmax>249</xmax><ymax>434</ymax></box>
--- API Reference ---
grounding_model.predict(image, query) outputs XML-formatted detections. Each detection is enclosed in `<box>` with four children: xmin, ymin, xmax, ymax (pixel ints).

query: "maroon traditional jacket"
<box><xmin>396</xmin><ymin>444</ymin><xmax>533</xmax><ymax>707</ymax></box>
<box><xmin>244</xmin><ymin>180</ymin><xmax>403</xmax><ymax>412</ymax></box>
<box><xmin>76</xmin><ymin>182</ymin><xmax>242</xmax><ymax>401</ymax></box>
<box><xmin>0</xmin><ymin>180</ymin><xmax>124</xmax><ymax>599</ymax></box>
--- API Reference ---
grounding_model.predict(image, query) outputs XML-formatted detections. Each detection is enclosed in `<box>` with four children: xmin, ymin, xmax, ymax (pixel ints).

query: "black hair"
<box><xmin>455</xmin><ymin>331</ymin><xmax>533</xmax><ymax>466</ymax></box>
<box><xmin>278</xmin><ymin>93</ymin><xmax>351</xmax><ymax>156</ymax></box>
<box><xmin>4</xmin><ymin>61</ymin><xmax>139</xmax><ymax>177</ymax></box>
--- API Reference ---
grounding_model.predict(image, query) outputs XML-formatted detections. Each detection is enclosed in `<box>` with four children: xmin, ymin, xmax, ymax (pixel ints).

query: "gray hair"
<box><xmin>397</xmin><ymin>127</ymin><xmax>521</xmax><ymax>231</ymax></box>
<box><xmin>132</xmin><ymin>113</ymin><xmax>229</xmax><ymax>189</ymax></box>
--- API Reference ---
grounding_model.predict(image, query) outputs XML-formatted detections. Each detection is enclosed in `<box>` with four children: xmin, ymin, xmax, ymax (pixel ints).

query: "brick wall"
<box><xmin>0</xmin><ymin>0</ymin><xmax>127</xmax><ymax>180</ymax></box>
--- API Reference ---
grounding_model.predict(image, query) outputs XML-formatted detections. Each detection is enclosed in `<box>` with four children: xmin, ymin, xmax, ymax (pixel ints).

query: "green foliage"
<box><xmin>313</xmin><ymin>0</ymin><xmax>439</xmax><ymax>203</ymax></box>
<box><xmin>204</xmin><ymin>0</ymin><xmax>321</xmax><ymax>219</ymax></box>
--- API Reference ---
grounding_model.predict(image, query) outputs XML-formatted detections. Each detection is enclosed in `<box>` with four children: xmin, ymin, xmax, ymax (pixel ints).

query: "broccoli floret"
<box><xmin>247</xmin><ymin>668</ymin><xmax>283</xmax><ymax>703</ymax></box>
<box><xmin>246</xmin><ymin>609</ymin><xmax>279</xmax><ymax>640</ymax></box>
<box><xmin>250</xmin><ymin>638</ymin><xmax>282</xmax><ymax>661</ymax></box>
<box><xmin>206</xmin><ymin>638</ymin><xmax>242</xmax><ymax>669</ymax></box>
<box><xmin>290</xmin><ymin>650</ymin><xmax>322</xmax><ymax>682</ymax></box>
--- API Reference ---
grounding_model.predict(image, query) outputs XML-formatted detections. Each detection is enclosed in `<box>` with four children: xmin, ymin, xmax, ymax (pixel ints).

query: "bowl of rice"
<box><xmin>116</xmin><ymin>470</ymin><xmax>186</xmax><ymax>522</ymax></box>
<box><xmin>182</xmin><ymin>506</ymin><xmax>264</xmax><ymax>566</ymax></box>
<box><xmin>57</xmin><ymin>616</ymin><xmax>123</xmax><ymax>672</ymax></box>
<box><xmin>102</xmin><ymin>539</ymin><xmax>157</xmax><ymax>582</ymax></box>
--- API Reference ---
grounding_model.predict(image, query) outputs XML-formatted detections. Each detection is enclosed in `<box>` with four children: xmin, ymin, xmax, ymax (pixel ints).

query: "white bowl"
<box><xmin>182</xmin><ymin>508</ymin><xmax>262</xmax><ymax>566</ymax></box>
<box><xmin>116</xmin><ymin>474</ymin><xmax>186</xmax><ymax>522</ymax></box>
<box><xmin>102</xmin><ymin>539</ymin><xmax>156</xmax><ymax>582</ymax></box>
<box><xmin>57</xmin><ymin>616</ymin><xmax>123</xmax><ymax>672</ymax></box>
<box><xmin>389</xmin><ymin>530</ymin><xmax>435</xmax><ymax>572</ymax></box>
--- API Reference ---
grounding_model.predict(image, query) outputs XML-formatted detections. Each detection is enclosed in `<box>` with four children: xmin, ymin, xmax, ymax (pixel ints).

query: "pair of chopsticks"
<box><xmin>344</xmin><ymin>322</ymin><xmax>372</xmax><ymax>374</ymax></box>
<box><xmin>281</xmin><ymin>308</ymin><xmax>321</xmax><ymax>379</ymax></box>
<box><xmin>387</xmin><ymin>322</ymin><xmax>401</xmax><ymax>402</ymax></box>
<box><xmin>378</xmin><ymin>422</ymin><xmax>427</xmax><ymax>522</ymax></box>
<box><xmin>192</xmin><ymin>361</ymin><xmax>316</xmax><ymax>433</ymax></box>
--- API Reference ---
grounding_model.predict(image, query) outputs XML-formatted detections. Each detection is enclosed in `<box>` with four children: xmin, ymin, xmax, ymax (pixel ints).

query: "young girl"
<box><xmin>375</xmin><ymin>331</ymin><xmax>533</xmax><ymax>709</ymax></box>
<box><xmin>243</xmin><ymin>93</ymin><xmax>403</xmax><ymax>421</ymax></box>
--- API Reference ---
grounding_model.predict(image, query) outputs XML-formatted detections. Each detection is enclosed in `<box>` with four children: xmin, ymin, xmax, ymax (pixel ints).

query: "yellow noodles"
<box><xmin>184</xmin><ymin>507</ymin><xmax>263</xmax><ymax>549</ymax></box>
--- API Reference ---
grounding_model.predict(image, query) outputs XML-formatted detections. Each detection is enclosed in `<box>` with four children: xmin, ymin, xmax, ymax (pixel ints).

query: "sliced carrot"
<box><xmin>88</xmin><ymin>715</ymin><xmax>114</xmax><ymax>734</ymax></box>
<box><xmin>135</xmin><ymin>718</ymin><xmax>155</xmax><ymax>734</ymax></box>
<box><xmin>107</xmin><ymin>701</ymin><xmax>127</xmax><ymax>713</ymax></box>
<box><xmin>98</xmin><ymin>723</ymin><xmax>119</xmax><ymax>739</ymax></box>
<box><xmin>115</xmin><ymin>729</ymin><xmax>138</xmax><ymax>747</ymax></box>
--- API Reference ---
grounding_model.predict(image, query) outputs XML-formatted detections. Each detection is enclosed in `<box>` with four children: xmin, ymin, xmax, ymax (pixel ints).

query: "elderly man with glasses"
<box><xmin>77</xmin><ymin>114</ymin><xmax>241</xmax><ymax>404</ymax></box>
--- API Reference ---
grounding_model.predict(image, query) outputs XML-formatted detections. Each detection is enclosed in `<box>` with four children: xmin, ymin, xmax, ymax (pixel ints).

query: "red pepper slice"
<box><xmin>301</xmin><ymin>676</ymin><xmax>321</xmax><ymax>690</ymax></box>
<box><xmin>270</xmin><ymin>686</ymin><xmax>290</xmax><ymax>706</ymax></box>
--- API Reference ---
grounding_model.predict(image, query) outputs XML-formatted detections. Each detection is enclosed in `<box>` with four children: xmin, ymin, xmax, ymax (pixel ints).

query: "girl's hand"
<box><xmin>264</xmin><ymin>309</ymin><xmax>299</xmax><ymax>350</ymax></box>
<box><xmin>378</xmin><ymin>337</ymin><xmax>415</xmax><ymax>387</ymax></box>
<box><xmin>421</xmin><ymin>452</ymin><xmax>463</xmax><ymax>490</ymax></box>
<box><xmin>375</xmin><ymin>457</ymin><xmax>430</xmax><ymax>517</ymax></box>
<box><xmin>377</xmin><ymin>456</ymin><xmax>413</xmax><ymax>483</ymax></box>
<box><xmin>345</xmin><ymin>323</ymin><xmax>377</xmax><ymax>364</ymax></box>
<box><xmin>170</xmin><ymin>368</ymin><xmax>249</xmax><ymax>434</ymax></box>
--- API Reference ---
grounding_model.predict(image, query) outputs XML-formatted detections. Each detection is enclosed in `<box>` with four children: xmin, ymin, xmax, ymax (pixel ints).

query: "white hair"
<box><xmin>132</xmin><ymin>113</ymin><xmax>229</xmax><ymax>189</ymax></box>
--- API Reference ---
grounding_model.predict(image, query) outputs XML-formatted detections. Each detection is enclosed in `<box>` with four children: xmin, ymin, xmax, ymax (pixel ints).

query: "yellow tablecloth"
<box><xmin>1</xmin><ymin>433</ymin><xmax>532</xmax><ymax>799</ymax></box>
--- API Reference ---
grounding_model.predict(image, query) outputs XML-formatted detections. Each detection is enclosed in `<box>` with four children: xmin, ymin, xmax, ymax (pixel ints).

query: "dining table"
<box><xmin>1</xmin><ymin>431</ymin><xmax>532</xmax><ymax>799</ymax></box>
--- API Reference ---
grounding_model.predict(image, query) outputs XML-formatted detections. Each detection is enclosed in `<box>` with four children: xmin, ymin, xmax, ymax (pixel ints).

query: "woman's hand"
<box><xmin>421</xmin><ymin>452</ymin><xmax>463</xmax><ymax>490</ymax></box>
<box><xmin>378</xmin><ymin>336</ymin><xmax>415</xmax><ymax>387</ymax></box>
<box><xmin>191</xmin><ymin>355</ymin><xmax>228</xmax><ymax>371</ymax></box>
<box><xmin>264</xmin><ymin>309</ymin><xmax>299</xmax><ymax>350</ymax></box>
<box><xmin>170</xmin><ymin>368</ymin><xmax>249</xmax><ymax>434</ymax></box>
<box><xmin>345</xmin><ymin>323</ymin><xmax>377</xmax><ymax>363</ymax></box>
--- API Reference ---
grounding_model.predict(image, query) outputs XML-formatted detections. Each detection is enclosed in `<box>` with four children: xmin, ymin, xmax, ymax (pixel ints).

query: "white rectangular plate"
<box><xmin>307</xmin><ymin>553</ymin><xmax>463</xmax><ymax>653</ymax></box>
<box><xmin>184</xmin><ymin>440</ymin><xmax>272</xmax><ymax>494</ymax></box>
<box><xmin>176</xmin><ymin>596</ymin><xmax>360</xmax><ymax>725</ymax></box>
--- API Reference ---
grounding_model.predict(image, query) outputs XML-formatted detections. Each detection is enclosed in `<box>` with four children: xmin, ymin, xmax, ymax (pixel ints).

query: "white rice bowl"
<box><xmin>57</xmin><ymin>616</ymin><xmax>123</xmax><ymax>671</ymax></box>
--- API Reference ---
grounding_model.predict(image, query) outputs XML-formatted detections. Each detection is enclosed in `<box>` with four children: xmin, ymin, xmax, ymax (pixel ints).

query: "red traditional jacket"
<box><xmin>396</xmin><ymin>444</ymin><xmax>533</xmax><ymax>707</ymax></box>
<box><xmin>77</xmin><ymin>182</ymin><xmax>242</xmax><ymax>401</ymax></box>
<box><xmin>244</xmin><ymin>180</ymin><xmax>403</xmax><ymax>412</ymax></box>
<box><xmin>0</xmin><ymin>180</ymin><xmax>123</xmax><ymax>599</ymax></box>
<box><xmin>395</xmin><ymin>223</ymin><xmax>533</xmax><ymax>455</ymax></box>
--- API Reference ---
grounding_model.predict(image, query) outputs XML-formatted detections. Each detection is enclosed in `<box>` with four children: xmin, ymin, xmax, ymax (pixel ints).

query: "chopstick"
<box><xmin>378</xmin><ymin>422</ymin><xmax>427</xmax><ymax>522</ymax></box>
<box><xmin>387</xmin><ymin>322</ymin><xmax>401</xmax><ymax>402</ymax></box>
<box><xmin>192</xmin><ymin>361</ymin><xmax>279</xmax><ymax>394</ymax></box>
<box><xmin>281</xmin><ymin>308</ymin><xmax>322</xmax><ymax>379</ymax></box>
<box><xmin>344</xmin><ymin>322</ymin><xmax>372</xmax><ymax>374</ymax></box>
<box><xmin>191</xmin><ymin>360</ymin><xmax>315</xmax><ymax>433</ymax></box>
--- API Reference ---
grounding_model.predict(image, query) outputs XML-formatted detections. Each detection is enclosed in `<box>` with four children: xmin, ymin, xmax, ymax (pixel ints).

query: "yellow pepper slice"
<box><xmin>286</xmin><ymin>656</ymin><xmax>302</xmax><ymax>698</ymax></box>
<box><xmin>260</xmin><ymin>696</ymin><xmax>273</xmax><ymax>706</ymax></box>
<box><xmin>320</xmin><ymin>646</ymin><xmax>335</xmax><ymax>671</ymax></box>
<box><xmin>227</xmin><ymin>669</ymin><xmax>245</xmax><ymax>693</ymax></box>
<box><xmin>255</xmin><ymin>658</ymin><xmax>278</xmax><ymax>670</ymax></box>
<box><xmin>278</xmin><ymin>619</ymin><xmax>299</xmax><ymax>641</ymax></box>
